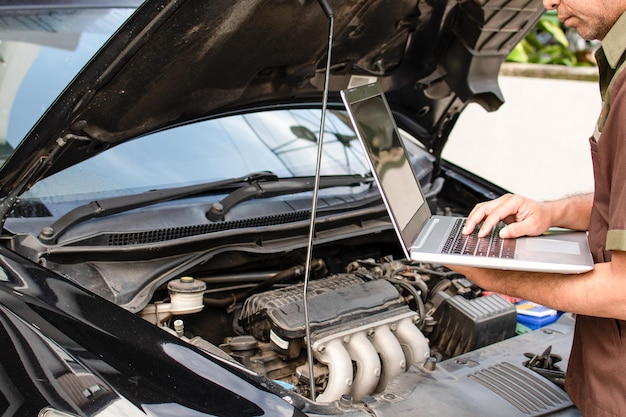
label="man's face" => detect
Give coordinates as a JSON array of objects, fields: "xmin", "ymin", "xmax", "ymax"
[{"xmin": 543, "ymin": 0, "xmax": 626, "ymax": 40}]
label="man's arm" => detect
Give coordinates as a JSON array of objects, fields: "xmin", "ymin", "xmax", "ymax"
[
  {"xmin": 450, "ymin": 250, "xmax": 626, "ymax": 320},
  {"xmin": 462, "ymin": 193, "xmax": 593, "ymax": 238},
  {"xmin": 448, "ymin": 191, "xmax": 626, "ymax": 320}
]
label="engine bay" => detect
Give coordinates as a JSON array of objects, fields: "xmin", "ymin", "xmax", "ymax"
[
  {"xmin": 1, "ymin": 162, "xmax": 577, "ymax": 414},
  {"xmin": 1, "ymin": 143, "xmax": 573, "ymax": 410},
  {"xmin": 138, "ymin": 257, "xmax": 519, "ymax": 404}
]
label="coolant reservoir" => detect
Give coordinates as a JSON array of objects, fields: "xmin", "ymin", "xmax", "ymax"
[{"xmin": 168, "ymin": 276, "xmax": 206, "ymax": 314}]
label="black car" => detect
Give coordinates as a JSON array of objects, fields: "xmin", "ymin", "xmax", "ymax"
[{"xmin": 0, "ymin": 1, "xmax": 581, "ymax": 416}]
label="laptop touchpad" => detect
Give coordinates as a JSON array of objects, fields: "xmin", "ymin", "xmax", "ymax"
[{"xmin": 524, "ymin": 238, "xmax": 581, "ymax": 255}]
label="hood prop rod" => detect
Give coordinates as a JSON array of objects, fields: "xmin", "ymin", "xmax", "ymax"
[
  {"xmin": 0, "ymin": 134, "xmax": 88, "ymax": 225},
  {"xmin": 303, "ymin": 0, "xmax": 334, "ymax": 402}
]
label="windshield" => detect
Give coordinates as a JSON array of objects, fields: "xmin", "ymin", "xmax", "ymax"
[
  {"xmin": 1, "ymin": 5, "xmax": 375, "ymax": 220},
  {"xmin": 23, "ymin": 109, "xmax": 370, "ymax": 210},
  {"xmin": 0, "ymin": 7, "xmax": 136, "ymax": 156}
]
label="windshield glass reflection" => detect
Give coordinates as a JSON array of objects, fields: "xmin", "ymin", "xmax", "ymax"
[{"xmin": 23, "ymin": 109, "xmax": 370, "ymax": 206}]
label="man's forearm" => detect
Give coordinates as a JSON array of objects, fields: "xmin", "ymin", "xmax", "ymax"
[{"xmin": 546, "ymin": 192, "xmax": 593, "ymax": 231}]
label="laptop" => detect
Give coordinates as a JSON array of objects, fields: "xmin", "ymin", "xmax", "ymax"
[{"xmin": 340, "ymin": 81, "xmax": 594, "ymax": 274}]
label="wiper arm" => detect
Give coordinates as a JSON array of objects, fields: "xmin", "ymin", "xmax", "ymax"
[
  {"xmin": 207, "ymin": 174, "xmax": 372, "ymax": 221},
  {"xmin": 39, "ymin": 172, "xmax": 372, "ymax": 244},
  {"xmin": 39, "ymin": 171, "xmax": 279, "ymax": 244}
]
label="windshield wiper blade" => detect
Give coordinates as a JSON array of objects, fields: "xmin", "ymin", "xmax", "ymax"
[
  {"xmin": 38, "ymin": 171, "xmax": 279, "ymax": 244},
  {"xmin": 206, "ymin": 174, "xmax": 371, "ymax": 221},
  {"xmin": 39, "ymin": 172, "xmax": 372, "ymax": 244}
]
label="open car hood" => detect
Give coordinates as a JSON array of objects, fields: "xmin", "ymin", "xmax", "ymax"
[{"xmin": 0, "ymin": 0, "xmax": 543, "ymax": 201}]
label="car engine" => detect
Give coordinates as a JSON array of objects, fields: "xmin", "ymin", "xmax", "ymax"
[{"xmin": 139, "ymin": 257, "xmax": 517, "ymax": 404}]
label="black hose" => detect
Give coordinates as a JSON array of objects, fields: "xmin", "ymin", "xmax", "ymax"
[
  {"xmin": 389, "ymin": 267, "xmax": 429, "ymax": 302},
  {"xmin": 202, "ymin": 259, "xmax": 325, "ymax": 308},
  {"xmin": 385, "ymin": 277, "xmax": 426, "ymax": 327}
]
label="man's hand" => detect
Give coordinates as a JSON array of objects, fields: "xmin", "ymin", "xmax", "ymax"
[
  {"xmin": 462, "ymin": 193, "xmax": 569, "ymax": 238},
  {"xmin": 446, "ymin": 192, "xmax": 597, "ymax": 313}
]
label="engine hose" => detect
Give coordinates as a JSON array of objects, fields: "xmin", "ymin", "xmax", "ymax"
[
  {"xmin": 389, "ymin": 268, "xmax": 429, "ymax": 302},
  {"xmin": 385, "ymin": 278, "xmax": 426, "ymax": 328},
  {"xmin": 411, "ymin": 265, "xmax": 459, "ymax": 278},
  {"xmin": 429, "ymin": 278, "xmax": 452, "ymax": 296},
  {"xmin": 202, "ymin": 259, "xmax": 325, "ymax": 308}
]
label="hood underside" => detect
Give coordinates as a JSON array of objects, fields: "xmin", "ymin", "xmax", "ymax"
[{"xmin": 0, "ymin": 0, "xmax": 544, "ymax": 199}]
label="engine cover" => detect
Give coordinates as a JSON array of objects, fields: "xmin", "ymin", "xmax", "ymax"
[
  {"xmin": 239, "ymin": 274, "xmax": 405, "ymax": 342},
  {"xmin": 239, "ymin": 274, "xmax": 430, "ymax": 403}
]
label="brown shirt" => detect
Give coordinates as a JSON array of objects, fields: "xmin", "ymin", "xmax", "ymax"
[{"xmin": 565, "ymin": 13, "xmax": 626, "ymax": 416}]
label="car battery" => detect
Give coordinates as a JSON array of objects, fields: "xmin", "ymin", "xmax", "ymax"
[{"xmin": 430, "ymin": 292, "xmax": 517, "ymax": 358}]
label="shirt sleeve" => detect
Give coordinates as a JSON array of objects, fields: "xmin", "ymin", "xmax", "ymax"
[{"xmin": 604, "ymin": 71, "xmax": 626, "ymax": 251}]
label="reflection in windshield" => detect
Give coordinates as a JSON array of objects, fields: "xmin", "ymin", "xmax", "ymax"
[
  {"xmin": 2, "ymin": 8, "xmax": 374, "ymax": 219},
  {"xmin": 23, "ymin": 109, "xmax": 370, "ymax": 206},
  {"xmin": 0, "ymin": 8, "xmax": 134, "ymax": 155}
]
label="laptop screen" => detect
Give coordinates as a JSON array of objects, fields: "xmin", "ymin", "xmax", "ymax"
[
  {"xmin": 341, "ymin": 82, "xmax": 432, "ymax": 255},
  {"xmin": 349, "ymin": 95, "xmax": 422, "ymax": 229}
]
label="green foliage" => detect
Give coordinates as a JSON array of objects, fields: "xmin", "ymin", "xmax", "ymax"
[{"xmin": 507, "ymin": 11, "xmax": 596, "ymax": 66}]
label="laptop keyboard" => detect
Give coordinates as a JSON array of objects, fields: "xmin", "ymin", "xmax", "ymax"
[{"xmin": 442, "ymin": 218, "xmax": 515, "ymax": 258}]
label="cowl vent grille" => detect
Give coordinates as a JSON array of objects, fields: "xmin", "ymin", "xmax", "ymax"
[
  {"xmin": 105, "ymin": 210, "xmax": 311, "ymax": 246},
  {"xmin": 468, "ymin": 362, "xmax": 571, "ymax": 415}
]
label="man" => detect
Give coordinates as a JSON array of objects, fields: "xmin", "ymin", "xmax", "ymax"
[{"xmin": 449, "ymin": 1, "xmax": 626, "ymax": 416}]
